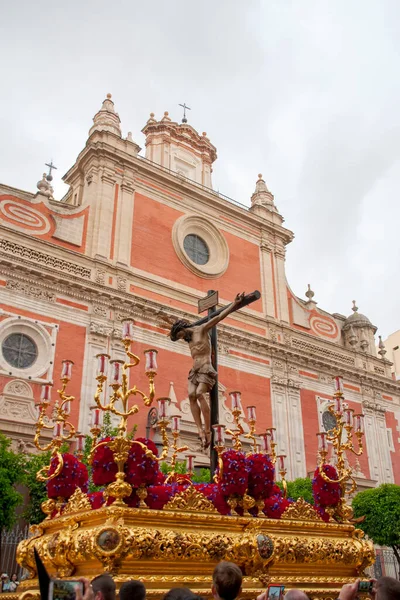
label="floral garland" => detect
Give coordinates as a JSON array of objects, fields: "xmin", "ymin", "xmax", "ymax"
[
  {"xmin": 218, "ymin": 449, "xmax": 248, "ymax": 497},
  {"xmin": 263, "ymin": 491, "xmax": 291, "ymax": 519},
  {"xmin": 195, "ymin": 483, "xmax": 230, "ymax": 515},
  {"xmin": 312, "ymin": 464, "xmax": 341, "ymax": 508},
  {"xmin": 88, "ymin": 491, "xmax": 105, "ymax": 510},
  {"xmin": 246, "ymin": 453, "xmax": 275, "ymax": 500},
  {"xmin": 125, "ymin": 437, "xmax": 160, "ymax": 488},
  {"xmin": 92, "ymin": 437, "xmax": 118, "ymax": 486},
  {"xmin": 145, "ymin": 483, "xmax": 182, "ymax": 510},
  {"xmin": 47, "ymin": 453, "xmax": 88, "ymax": 499}
]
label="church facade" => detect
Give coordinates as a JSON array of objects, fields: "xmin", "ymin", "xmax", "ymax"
[{"xmin": 0, "ymin": 94, "xmax": 399, "ymax": 488}]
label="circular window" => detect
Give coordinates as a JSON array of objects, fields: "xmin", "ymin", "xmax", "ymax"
[
  {"xmin": 172, "ymin": 215, "xmax": 229, "ymax": 279},
  {"xmin": 183, "ymin": 234, "xmax": 210, "ymax": 265},
  {"xmin": 2, "ymin": 333, "xmax": 38, "ymax": 369},
  {"xmin": 322, "ymin": 410, "xmax": 337, "ymax": 432}
]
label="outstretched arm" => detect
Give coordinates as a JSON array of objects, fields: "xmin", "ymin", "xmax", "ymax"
[{"xmin": 203, "ymin": 292, "xmax": 245, "ymax": 332}]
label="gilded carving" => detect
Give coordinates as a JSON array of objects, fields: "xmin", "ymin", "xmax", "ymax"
[
  {"xmin": 63, "ymin": 488, "xmax": 92, "ymax": 514},
  {"xmin": 164, "ymin": 486, "xmax": 219, "ymax": 513},
  {"xmin": 282, "ymin": 498, "xmax": 322, "ymax": 522}
]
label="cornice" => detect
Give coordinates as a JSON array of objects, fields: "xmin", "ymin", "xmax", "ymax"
[{"xmin": 1, "ymin": 255, "xmax": 398, "ymax": 397}]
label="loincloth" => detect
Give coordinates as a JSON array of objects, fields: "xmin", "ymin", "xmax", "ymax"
[{"xmin": 188, "ymin": 365, "xmax": 217, "ymax": 388}]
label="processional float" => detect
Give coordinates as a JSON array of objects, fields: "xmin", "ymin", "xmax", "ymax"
[{"xmin": 15, "ymin": 304, "xmax": 375, "ymax": 600}]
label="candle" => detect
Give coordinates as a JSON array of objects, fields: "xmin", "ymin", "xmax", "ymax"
[
  {"xmin": 63, "ymin": 401, "xmax": 71, "ymax": 416},
  {"xmin": 334, "ymin": 396, "xmax": 342, "ymax": 414},
  {"xmin": 41, "ymin": 383, "xmax": 52, "ymax": 402},
  {"xmin": 96, "ymin": 353, "xmax": 110, "ymax": 377},
  {"xmin": 317, "ymin": 432, "xmax": 327, "ymax": 451},
  {"xmin": 158, "ymin": 397, "xmax": 170, "ymax": 419},
  {"xmin": 230, "ymin": 391, "xmax": 241, "ymax": 411},
  {"xmin": 247, "ymin": 406, "xmax": 256, "ymax": 421},
  {"xmin": 34, "ymin": 403, "xmax": 41, "ymax": 420},
  {"xmin": 354, "ymin": 414, "xmax": 365, "ymax": 433},
  {"xmin": 212, "ymin": 424, "xmax": 226, "ymax": 445},
  {"xmin": 53, "ymin": 421, "xmax": 63, "ymax": 437},
  {"xmin": 277, "ymin": 454, "xmax": 286, "ymax": 471},
  {"xmin": 110, "ymin": 360, "xmax": 124, "ymax": 385},
  {"xmin": 61, "ymin": 360, "xmax": 74, "ymax": 380},
  {"xmin": 334, "ymin": 376, "xmax": 344, "ymax": 394},
  {"xmin": 171, "ymin": 415, "xmax": 181, "ymax": 432},
  {"xmin": 76, "ymin": 433, "xmax": 85, "ymax": 451},
  {"xmin": 186, "ymin": 454, "xmax": 195, "ymax": 472},
  {"xmin": 122, "ymin": 320, "xmax": 134, "ymax": 341},
  {"xmin": 266, "ymin": 427, "xmax": 276, "ymax": 442},
  {"xmin": 144, "ymin": 349, "xmax": 158, "ymax": 373},
  {"xmin": 260, "ymin": 433, "xmax": 271, "ymax": 453},
  {"xmin": 91, "ymin": 407, "xmax": 102, "ymax": 427},
  {"xmin": 344, "ymin": 408, "xmax": 354, "ymax": 426}
]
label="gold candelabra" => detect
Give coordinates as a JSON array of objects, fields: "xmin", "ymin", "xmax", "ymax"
[
  {"xmin": 316, "ymin": 376, "xmax": 365, "ymax": 520},
  {"xmin": 88, "ymin": 319, "xmax": 169, "ymax": 505},
  {"xmin": 34, "ymin": 360, "xmax": 76, "ymax": 482},
  {"xmin": 244, "ymin": 405, "xmax": 258, "ymax": 453},
  {"xmin": 165, "ymin": 415, "xmax": 188, "ymax": 483},
  {"xmin": 225, "ymin": 391, "xmax": 244, "ymax": 450},
  {"xmin": 276, "ymin": 454, "xmax": 287, "ymax": 498}
]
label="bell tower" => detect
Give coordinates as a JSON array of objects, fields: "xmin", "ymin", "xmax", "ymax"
[{"xmin": 141, "ymin": 111, "xmax": 217, "ymax": 188}]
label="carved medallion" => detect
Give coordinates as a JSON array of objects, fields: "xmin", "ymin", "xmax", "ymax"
[
  {"xmin": 96, "ymin": 527, "xmax": 122, "ymax": 554},
  {"xmin": 257, "ymin": 534, "xmax": 274, "ymax": 559}
]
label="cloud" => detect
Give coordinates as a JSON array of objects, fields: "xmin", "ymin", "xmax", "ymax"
[{"xmin": 1, "ymin": 0, "xmax": 399, "ymax": 337}]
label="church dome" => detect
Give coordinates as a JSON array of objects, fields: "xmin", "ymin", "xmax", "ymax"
[{"xmin": 343, "ymin": 301, "xmax": 376, "ymax": 331}]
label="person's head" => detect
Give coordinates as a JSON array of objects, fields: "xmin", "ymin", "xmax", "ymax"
[
  {"xmin": 376, "ymin": 576, "xmax": 400, "ymax": 600},
  {"xmin": 284, "ymin": 591, "xmax": 309, "ymax": 600},
  {"xmin": 11, "ymin": 574, "xmax": 18, "ymax": 582},
  {"xmin": 91, "ymin": 574, "xmax": 116, "ymax": 600},
  {"xmin": 212, "ymin": 562, "xmax": 243, "ymax": 600},
  {"xmin": 1, "ymin": 574, "xmax": 9, "ymax": 583},
  {"xmin": 119, "ymin": 580, "xmax": 146, "ymax": 600},
  {"xmin": 170, "ymin": 320, "xmax": 191, "ymax": 342},
  {"xmin": 163, "ymin": 588, "xmax": 198, "ymax": 600}
]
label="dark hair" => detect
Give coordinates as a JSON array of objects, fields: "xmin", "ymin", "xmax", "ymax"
[
  {"xmin": 92, "ymin": 574, "xmax": 116, "ymax": 600},
  {"xmin": 212, "ymin": 562, "xmax": 243, "ymax": 600},
  {"xmin": 377, "ymin": 576, "xmax": 400, "ymax": 600},
  {"xmin": 162, "ymin": 587, "xmax": 197, "ymax": 600},
  {"xmin": 170, "ymin": 320, "xmax": 190, "ymax": 342},
  {"xmin": 119, "ymin": 581, "xmax": 146, "ymax": 600}
]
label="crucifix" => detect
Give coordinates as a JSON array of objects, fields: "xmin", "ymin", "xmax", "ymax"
[
  {"xmin": 45, "ymin": 160, "xmax": 57, "ymax": 180},
  {"xmin": 169, "ymin": 289, "xmax": 261, "ymax": 477},
  {"xmin": 178, "ymin": 102, "xmax": 191, "ymax": 123}
]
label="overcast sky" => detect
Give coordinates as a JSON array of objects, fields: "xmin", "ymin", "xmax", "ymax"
[{"xmin": 1, "ymin": 1, "xmax": 399, "ymax": 340}]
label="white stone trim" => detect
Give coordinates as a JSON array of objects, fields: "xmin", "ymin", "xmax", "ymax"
[
  {"xmin": 172, "ymin": 214, "xmax": 229, "ymax": 278},
  {"xmin": 0, "ymin": 316, "xmax": 54, "ymax": 380}
]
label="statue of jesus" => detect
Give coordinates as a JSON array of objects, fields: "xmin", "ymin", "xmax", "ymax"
[{"xmin": 169, "ymin": 292, "xmax": 245, "ymax": 448}]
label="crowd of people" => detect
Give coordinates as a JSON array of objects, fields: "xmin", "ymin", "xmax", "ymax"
[
  {"xmin": 0, "ymin": 574, "xmax": 19, "ymax": 593},
  {"xmin": 75, "ymin": 561, "xmax": 400, "ymax": 600},
  {"xmin": 1, "ymin": 561, "xmax": 399, "ymax": 599}
]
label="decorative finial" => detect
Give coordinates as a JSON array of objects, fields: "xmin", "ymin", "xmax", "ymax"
[
  {"xmin": 179, "ymin": 102, "xmax": 191, "ymax": 123},
  {"xmin": 150, "ymin": 112, "xmax": 155, "ymax": 118},
  {"xmin": 127, "ymin": 132, "xmax": 133, "ymax": 142},
  {"xmin": 202, "ymin": 132, "xmax": 207, "ymax": 137},
  {"xmin": 352, "ymin": 300, "xmax": 358, "ymax": 313},
  {"xmin": 37, "ymin": 172, "xmax": 54, "ymax": 199},
  {"xmin": 305, "ymin": 284, "xmax": 315, "ymax": 301},
  {"xmin": 107, "ymin": 93, "xmax": 112, "ymax": 99},
  {"xmin": 378, "ymin": 336, "xmax": 387, "ymax": 359},
  {"xmin": 164, "ymin": 111, "xmax": 169, "ymax": 116},
  {"xmin": 45, "ymin": 160, "xmax": 57, "ymax": 182},
  {"xmin": 250, "ymin": 173, "xmax": 276, "ymax": 211}
]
